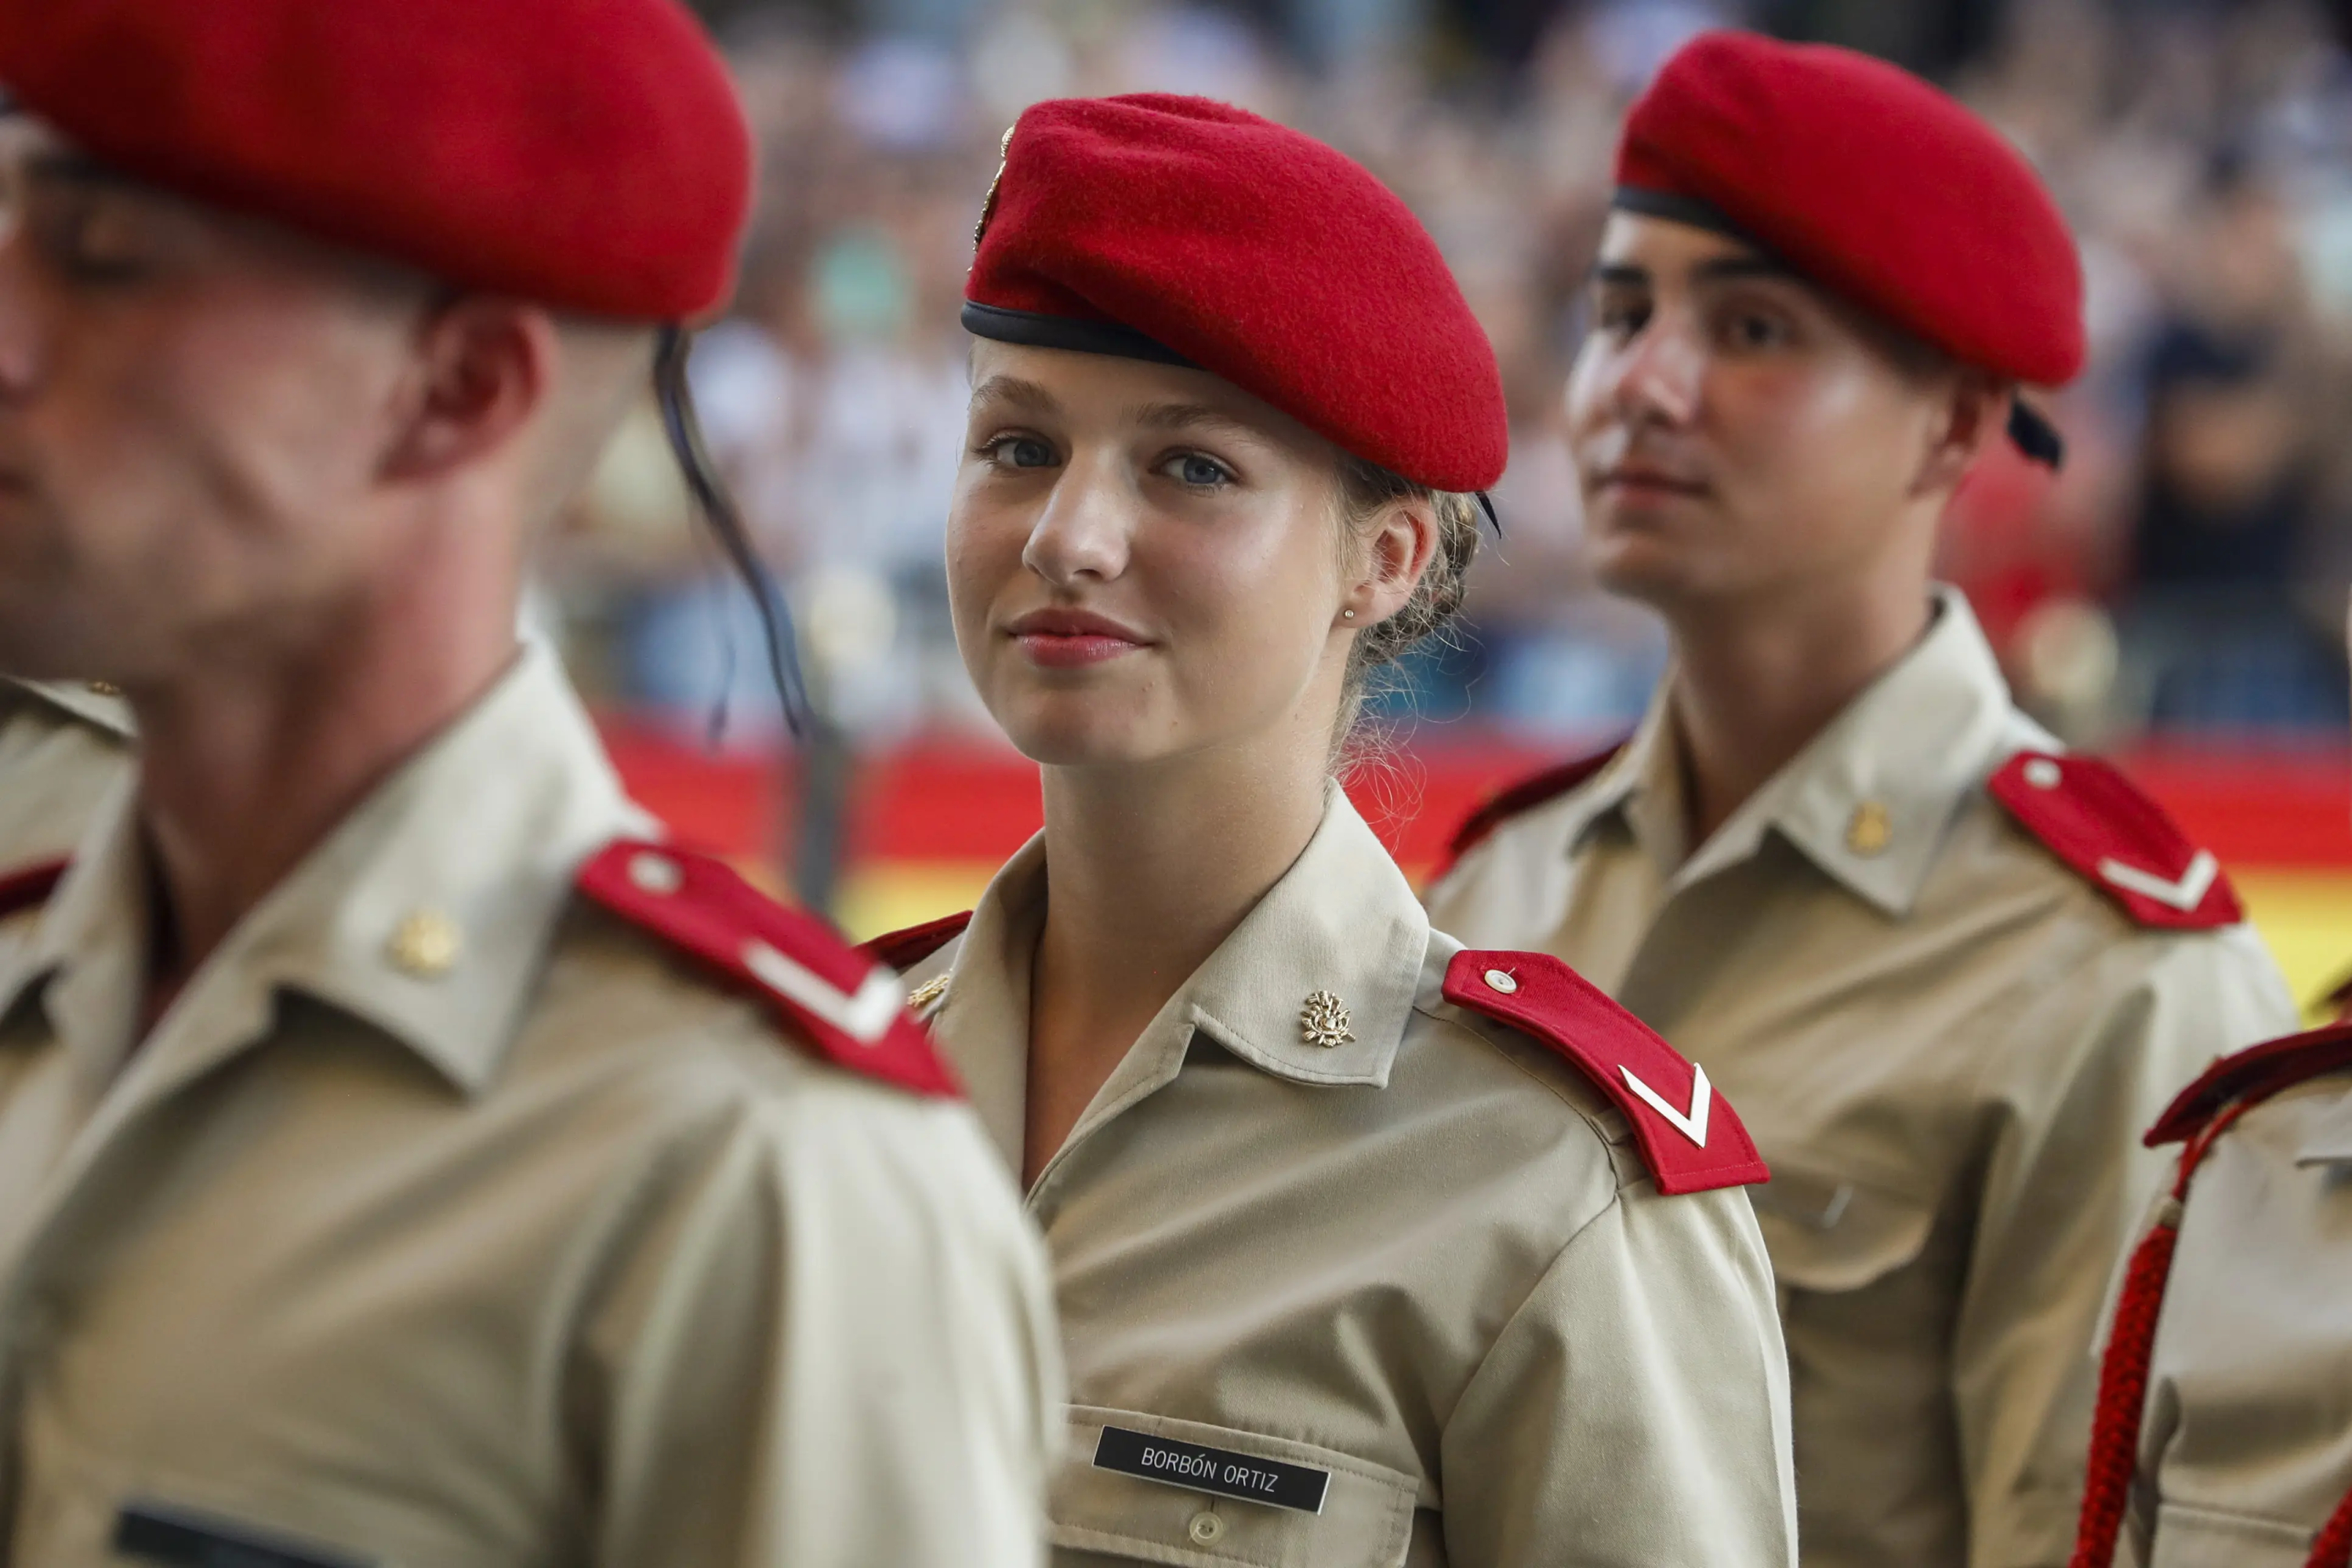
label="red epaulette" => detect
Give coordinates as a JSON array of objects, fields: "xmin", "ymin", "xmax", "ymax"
[
  {"xmin": 2145, "ymin": 1022, "xmax": 2352, "ymax": 1147},
  {"xmin": 1987, "ymin": 751, "xmax": 2243, "ymax": 930},
  {"xmin": 1438, "ymin": 742, "xmax": 1627, "ymax": 875},
  {"xmin": 578, "ymin": 840, "xmax": 960, "ymax": 1098},
  {"xmin": 1442, "ymin": 949, "xmax": 1768, "ymax": 1194},
  {"xmin": 0, "ymin": 858, "xmax": 67, "ymax": 921},
  {"xmin": 858, "ymin": 910, "xmax": 972, "ymax": 974}
]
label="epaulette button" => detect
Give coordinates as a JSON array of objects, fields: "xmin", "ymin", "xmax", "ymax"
[{"xmin": 627, "ymin": 851, "xmax": 684, "ymax": 896}]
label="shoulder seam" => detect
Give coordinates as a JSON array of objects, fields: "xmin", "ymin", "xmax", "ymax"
[
  {"xmin": 1446, "ymin": 1175, "xmax": 1639, "ymax": 1438},
  {"xmin": 1414, "ymin": 997, "xmax": 1636, "ymax": 1157}
]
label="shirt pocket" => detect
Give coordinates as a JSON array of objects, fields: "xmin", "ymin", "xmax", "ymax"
[
  {"xmin": 105, "ymin": 1500, "xmax": 379, "ymax": 1567},
  {"xmin": 13, "ymin": 1417, "xmax": 482, "ymax": 1568},
  {"xmin": 2147, "ymin": 1500, "xmax": 2317, "ymax": 1568},
  {"xmin": 1749, "ymin": 1164, "xmax": 1936, "ymax": 1300},
  {"xmin": 1052, "ymin": 1405, "xmax": 1419, "ymax": 1567},
  {"xmin": 13, "ymin": 1459, "xmax": 386, "ymax": 1568}
]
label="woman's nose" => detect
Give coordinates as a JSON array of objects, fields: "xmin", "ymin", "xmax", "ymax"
[{"xmin": 1021, "ymin": 455, "xmax": 1134, "ymax": 586}]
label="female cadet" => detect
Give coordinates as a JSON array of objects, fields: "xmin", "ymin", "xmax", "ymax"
[{"xmin": 874, "ymin": 94, "xmax": 1798, "ymax": 1566}]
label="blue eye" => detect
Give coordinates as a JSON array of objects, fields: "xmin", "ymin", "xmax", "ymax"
[
  {"xmin": 982, "ymin": 435, "xmax": 1056, "ymax": 470},
  {"xmin": 1162, "ymin": 452, "xmax": 1233, "ymax": 488}
]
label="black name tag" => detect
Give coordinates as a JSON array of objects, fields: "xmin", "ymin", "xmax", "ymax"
[
  {"xmin": 1091, "ymin": 1425, "xmax": 1330, "ymax": 1514},
  {"xmin": 114, "ymin": 1501, "xmax": 376, "ymax": 1568}
]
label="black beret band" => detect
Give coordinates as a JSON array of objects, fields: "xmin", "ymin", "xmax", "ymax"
[
  {"xmin": 1611, "ymin": 184, "xmax": 1752, "ymax": 243},
  {"xmin": 962, "ymin": 302, "xmax": 1196, "ymax": 369}
]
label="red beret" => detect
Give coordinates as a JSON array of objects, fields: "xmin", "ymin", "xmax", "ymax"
[
  {"xmin": 0, "ymin": 0, "xmax": 753, "ymax": 320},
  {"xmin": 1617, "ymin": 31, "xmax": 2084, "ymax": 388},
  {"xmin": 966, "ymin": 94, "xmax": 1508, "ymax": 494}
]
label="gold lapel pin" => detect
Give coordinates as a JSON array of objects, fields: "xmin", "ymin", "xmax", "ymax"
[
  {"xmin": 1845, "ymin": 800, "xmax": 1893, "ymax": 858},
  {"xmin": 1299, "ymin": 989, "xmax": 1354, "ymax": 1049},
  {"xmin": 387, "ymin": 909, "xmax": 462, "ymax": 979}
]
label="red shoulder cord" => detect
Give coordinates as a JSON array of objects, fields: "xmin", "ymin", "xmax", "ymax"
[
  {"xmin": 2318, "ymin": 1496, "xmax": 2352, "ymax": 1568},
  {"xmin": 2071, "ymin": 1102, "xmax": 2352, "ymax": 1568}
]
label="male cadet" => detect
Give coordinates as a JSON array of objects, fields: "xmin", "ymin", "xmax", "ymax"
[
  {"xmin": 2067, "ymin": 608, "xmax": 2352, "ymax": 1568},
  {"xmin": 0, "ymin": 2, "xmax": 1061, "ymax": 1565},
  {"xmin": 0, "ymin": 680, "xmax": 129, "ymax": 862},
  {"xmin": 1425, "ymin": 31, "xmax": 2299, "ymax": 1568}
]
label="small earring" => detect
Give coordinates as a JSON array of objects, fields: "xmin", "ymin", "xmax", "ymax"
[{"xmin": 1342, "ymin": 608, "xmax": 1358, "ymax": 620}]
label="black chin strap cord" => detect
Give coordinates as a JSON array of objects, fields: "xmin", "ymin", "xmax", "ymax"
[
  {"xmin": 653, "ymin": 325, "xmax": 814, "ymax": 739},
  {"xmin": 2007, "ymin": 397, "xmax": 2067, "ymax": 470}
]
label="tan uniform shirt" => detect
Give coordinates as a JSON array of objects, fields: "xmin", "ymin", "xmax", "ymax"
[
  {"xmin": 0, "ymin": 648, "xmax": 1063, "ymax": 1567},
  {"xmin": 902, "ymin": 786, "xmax": 1799, "ymax": 1568},
  {"xmin": 0, "ymin": 681, "xmax": 132, "ymax": 868},
  {"xmin": 1425, "ymin": 589, "xmax": 2300, "ymax": 1568},
  {"xmin": 2126, "ymin": 1067, "xmax": 2352, "ymax": 1567}
]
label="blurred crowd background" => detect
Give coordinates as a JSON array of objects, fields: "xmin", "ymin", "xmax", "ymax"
[{"xmin": 549, "ymin": 0, "xmax": 2352, "ymax": 768}]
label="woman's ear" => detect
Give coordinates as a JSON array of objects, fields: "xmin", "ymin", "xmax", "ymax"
[{"xmin": 1342, "ymin": 495, "xmax": 1441, "ymax": 630}]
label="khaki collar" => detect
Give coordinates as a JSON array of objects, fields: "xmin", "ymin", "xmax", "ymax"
[
  {"xmin": 3, "ymin": 677, "xmax": 135, "ymax": 741},
  {"xmin": 0, "ymin": 644, "xmax": 649, "ymax": 1100},
  {"xmin": 2294, "ymin": 1076, "xmax": 2352, "ymax": 1166},
  {"xmin": 935, "ymin": 783, "xmax": 1430, "ymax": 1179},
  {"xmin": 1572, "ymin": 586, "xmax": 2034, "ymax": 918}
]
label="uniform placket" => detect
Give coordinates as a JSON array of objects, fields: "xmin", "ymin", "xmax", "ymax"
[
  {"xmin": 1022, "ymin": 1016, "xmax": 1196, "ymax": 1213},
  {"xmin": 0, "ymin": 953, "xmax": 280, "ymax": 1541}
]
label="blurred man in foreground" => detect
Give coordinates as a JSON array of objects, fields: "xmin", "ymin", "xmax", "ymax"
[
  {"xmin": 1427, "ymin": 31, "xmax": 2298, "ymax": 1567},
  {"xmin": 0, "ymin": 2, "xmax": 1060, "ymax": 1562}
]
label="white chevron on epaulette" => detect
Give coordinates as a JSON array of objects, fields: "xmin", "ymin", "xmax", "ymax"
[
  {"xmin": 2097, "ymin": 850, "xmax": 2218, "ymax": 913},
  {"xmin": 1620, "ymin": 1062, "xmax": 1714, "ymax": 1147},
  {"xmin": 741, "ymin": 938, "xmax": 905, "ymax": 1044}
]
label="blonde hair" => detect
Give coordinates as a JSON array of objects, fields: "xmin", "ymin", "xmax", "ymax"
[{"xmin": 1333, "ymin": 453, "xmax": 1483, "ymax": 753}]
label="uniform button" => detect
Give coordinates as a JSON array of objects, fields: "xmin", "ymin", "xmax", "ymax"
[
  {"xmin": 1188, "ymin": 1511, "xmax": 1225, "ymax": 1544},
  {"xmin": 1483, "ymin": 968, "xmax": 1519, "ymax": 994},
  {"xmin": 627, "ymin": 851, "xmax": 684, "ymax": 896},
  {"xmin": 387, "ymin": 909, "xmax": 463, "ymax": 978},
  {"xmin": 2024, "ymin": 757, "xmax": 2063, "ymax": 790},
  {"xmin": 1845, "ymin": 801, "xmax": 1893, "ymax": 856}
]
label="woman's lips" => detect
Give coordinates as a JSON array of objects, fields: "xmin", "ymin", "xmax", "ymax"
[
  {"xmin": 1006, "ymin": 609, "xmax": 1149, "ymax": 668},
  {"xmin": 1018, "ymin": 632, "xmax": 1143, "ymax": 667}
]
